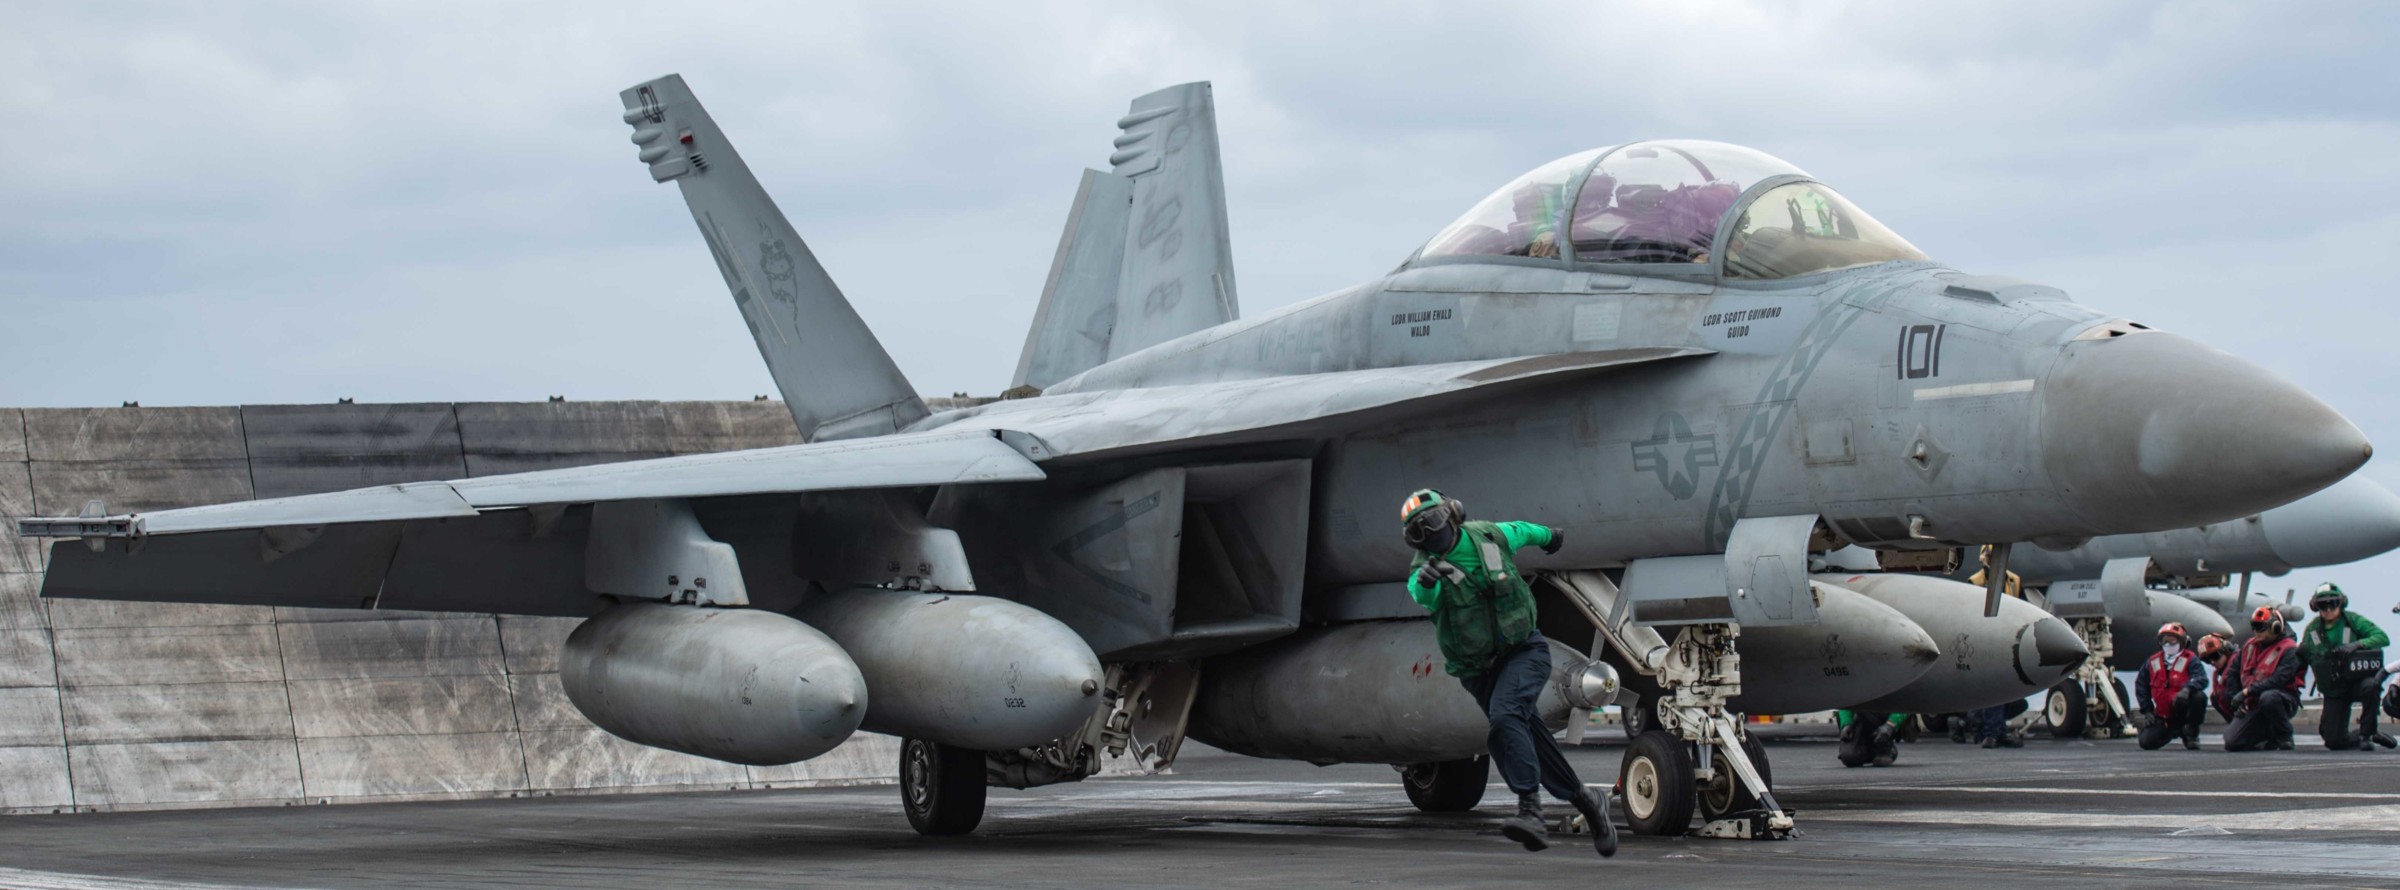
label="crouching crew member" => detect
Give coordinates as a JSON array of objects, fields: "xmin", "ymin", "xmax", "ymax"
[
  {"xmin": 2136, "ymin": 622, "xmax": 2209, "ymax": 750},
  {"xmin": 2297, "ymin": 583, "xmax": 2393, "ymax": 751},
  {"xmin": 2225, "ymin": 606, "xmax": 2303, "ymax": 751},
  {"xmin": 1401, "ymin": 490, "xmax": 1616, "ymax": 858},
  {"xmin": 2198, "ymin": 633, "xmax": 2239, "ymax": 721},
  {"xmin": 1836, "ymin": 711, "xmax": 1908, "ymax": 765}
]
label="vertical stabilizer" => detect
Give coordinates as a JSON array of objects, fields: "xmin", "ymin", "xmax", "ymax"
[
  {"xmin": 620, "ymin": 75, "xmax": 927, "ymax": 441},
  {"xmin": 1013, "ymin": 82, "xmax": 1239, "ymax": 391},
  {"xmin": 1013, "ymin": 169, "xmax": 1133, "ymax": 390}
]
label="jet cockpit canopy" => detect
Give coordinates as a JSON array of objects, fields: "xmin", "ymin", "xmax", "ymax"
[{"xmin": 1418, "ymin": 139, "xmax": 1926, "ymax": 280}]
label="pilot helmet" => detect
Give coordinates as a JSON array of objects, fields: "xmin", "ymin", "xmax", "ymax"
[
  {"xmin": 1401, "ymin": 489, "xmax": 1464, "ymax": 554},
  {"xmin": 2310, "ymin": 582, "xmax": 2347, "ymax": 613}
]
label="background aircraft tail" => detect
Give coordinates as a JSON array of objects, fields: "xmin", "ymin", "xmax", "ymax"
[
  {"xmin": 621, "ymin": 74, "xmax": 927, "ymax": 441},
  {"xmin": 1012, "ymin": 82, "xmax": 1239, "ymax": 392}
]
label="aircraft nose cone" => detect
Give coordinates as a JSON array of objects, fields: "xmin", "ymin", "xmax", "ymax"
[
  {"xmin": 2029, "ymin": 616, "xmax": 2087, "ymax": 668},
  {"xmin": 2041, "ymin": 330, "xmax": 2369, "ymax": 534},
  {"xmin": 2260, "ymin": 474, "xmax": 2400, "ymax": 569}
]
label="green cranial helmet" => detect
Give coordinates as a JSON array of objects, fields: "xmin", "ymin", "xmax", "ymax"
[
  {"xmin": 1400, "ymin": 489, "xmax": 1464, "ymax": 553},
  {"xmin": 2311, "ymin": 582, "xmax": 2347, "ymax": 611}
]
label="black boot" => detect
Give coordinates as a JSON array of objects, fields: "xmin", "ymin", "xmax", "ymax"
[
  {"xmin": 2181, "ymin": 724, "xmax": 2200, "ymax": 751},
  {"xmin": 1500, "ymin": 793, "xmax": 1550, "ymax": 851},
  {"xmin": 1870, "ymin": 723, "xmax": 1899, "ymax": 766},
  {"xmin": 1572, "ymin": 788, "xmax": 1617, "ymax": 858},
  {"xmin": 2373, "ymin": 732, "xmax": 2396, "ymax": 750}
]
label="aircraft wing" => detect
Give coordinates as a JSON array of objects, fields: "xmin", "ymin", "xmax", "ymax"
[
  {"xmin": 23, "ymin": 348, "xmax": 1704, "ymax": 617},
  {"xmin": 27, "ymin": 429, "xmax": 1044, "ymax": 615},
  {"xmin": 26, "ymin": 428, "xmax": 1041, "ymax": 539}
]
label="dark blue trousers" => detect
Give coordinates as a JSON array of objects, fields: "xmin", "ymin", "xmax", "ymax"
[
  {"xmin": 1972, "ymin": 704, "xmax": 2009, "ymax": 741},
  {"xmin": 1459, "ymin": 631, "xmax": 1586, "ymax": 800}
]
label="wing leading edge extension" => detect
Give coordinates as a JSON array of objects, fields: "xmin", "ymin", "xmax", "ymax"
[{"xmin": 958, "ymin": 346, "xmax": 1715, "ymax": 461}]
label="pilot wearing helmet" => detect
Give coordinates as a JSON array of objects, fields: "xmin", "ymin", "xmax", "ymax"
[
  {"xmin": 2224, "ymin": 605, "xmax": 2304, "ymax": 751},
  {"xmin": 1400, "ymin": 489, "xmax": 1614, "ymax": 858},
  {"xmin": 2297, "ymin": 583, "xmax": 2393, "ymax": 750}
]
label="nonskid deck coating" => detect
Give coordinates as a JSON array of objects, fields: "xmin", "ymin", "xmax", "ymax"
[{"xmin": 1, "ymin": 726, "xmax": 2394, "ymax": 889}]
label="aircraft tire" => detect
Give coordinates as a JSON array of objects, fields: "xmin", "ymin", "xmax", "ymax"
[
  {"xmin": 1400, "ymin": 757, "xmax": 1490, "ymax": 812},
  {"xmin": 900, "ymin": 737, "xmax": 986, "ymax": 836},
  {"xmin": 1696, "ymin": 732, "xmax": 1771, "ymax": 822},
  {"xmin": 1619, "ymin": 730, "xmax": 1695, "ymax": 836},
  {"xmin": 2094, "ymin": 678, "xmax": 2131, "ymax": 738},
  {"xmin": 2044, "ymin": 681, "xmax": 2087, "ymax": 739},
  {"xmin": 1622, "ymin": 694, "xmax": 1660, "ymax": 741}
]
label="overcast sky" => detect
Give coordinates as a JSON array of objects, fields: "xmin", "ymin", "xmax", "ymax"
[{"xmin": 4, "ymin": 1, "xmax": 2397, "ymax": 615}]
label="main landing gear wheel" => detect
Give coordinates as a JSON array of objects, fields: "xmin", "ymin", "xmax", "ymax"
[
  {"xmin": 1697, "ymin": 733, "xmax": 1771, "ymax": 822},
  {"xmin": 901, "ymin": 738, "xmax": 986, "ymax": 836},
  {"xmin": 1618, "ymin": 730, "xmax": 1696, "ymax": 836},
  {"xmin": 2044, "ymin": 680, "xmax": 2086, "ymax": 739},
  {"xmin": 1401, "ymin": 756, "xmax": 1490, "ymax": 812}
]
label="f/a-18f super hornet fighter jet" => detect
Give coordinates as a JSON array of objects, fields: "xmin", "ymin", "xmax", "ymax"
[{"xmin": 25, "ymin": 75, "xmax": 2373, "ymax": 840}]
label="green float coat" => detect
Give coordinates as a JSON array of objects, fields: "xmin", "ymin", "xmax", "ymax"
[{"xmin": 1407, "ymin": 520, "xmax": 1553, "ymax": 677}]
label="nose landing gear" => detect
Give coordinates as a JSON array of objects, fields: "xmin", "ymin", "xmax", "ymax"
[
  {"xmin": 1628, "ymin": 623, "xmax": 1793, "ymax": 840},
  {"xmin": 2045, "ymin": 617, "xmax": 2130, "ymax": 739}
]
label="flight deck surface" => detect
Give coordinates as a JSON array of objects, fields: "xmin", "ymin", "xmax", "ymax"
[{"xmin": 2, "ymin": 726, "xmax": 2393, "ymax": 889}]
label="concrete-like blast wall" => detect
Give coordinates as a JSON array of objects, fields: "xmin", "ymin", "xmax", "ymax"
[{"xmin": 0, "ymin": 401, "xmax": 900, "ymax": 814}]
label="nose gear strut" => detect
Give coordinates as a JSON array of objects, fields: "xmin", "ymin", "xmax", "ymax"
[
  {"xmin": 1545, "ymin": 571, "xmax": 1793, "ymax": 840},
  {"xmin": 1654, "ymin": 623, "xmax": 1794, "ymax": 839}
]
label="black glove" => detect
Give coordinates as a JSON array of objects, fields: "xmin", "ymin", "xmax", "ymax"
[
  {"xmin": 1540, "ymin": 529, "xmax": 1564, "ymax": 555},
  {"xmin": 1414, "ymin": 562, "xmax": 1442, "ymax": 588},
  {"xmin": 2337, "ymin": 642, "xmax": 2362, "ymax": 655}
]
